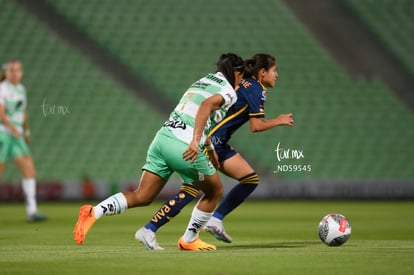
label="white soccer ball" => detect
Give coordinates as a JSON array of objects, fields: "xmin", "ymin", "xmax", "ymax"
[{"xmin": 318, "ymin": 213, "xmax": 351, "ymax": 246}]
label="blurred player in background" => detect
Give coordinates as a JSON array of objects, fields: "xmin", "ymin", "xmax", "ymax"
[
  {"xmin": 0, "ymin": 60, "xmax": 47, "ymax": 222},
  {"xmin": 136, "ymin": 54, "xmax": 294, "ymax": 249},
  {"xmin": 73, "ymin": 53, "xmax": 244, "ymax": 251}
]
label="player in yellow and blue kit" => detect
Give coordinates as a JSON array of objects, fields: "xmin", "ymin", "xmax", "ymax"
[{"xmin": 136, "ymin": 54, "xmax": 294, "ymax": 249}]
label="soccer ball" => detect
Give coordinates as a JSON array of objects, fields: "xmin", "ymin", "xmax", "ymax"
[{"xmin": 318, "ymin": 213, "xmax": 351, "ymax": 246}]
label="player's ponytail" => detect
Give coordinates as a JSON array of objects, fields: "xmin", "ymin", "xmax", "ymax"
[
  {"xmin": 244, "ymin": 54, "xmax": 276, "ymax": 79},
  {"xmin": 216, "ymin": 53, "xmax": 244, "ymax": 88}
]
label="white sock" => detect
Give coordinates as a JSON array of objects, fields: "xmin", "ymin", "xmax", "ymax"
[
  {"xmin": 94, "ymin": 192, "xmax": 128, "ymax": 220},
  {"xmin": 183, "ymin": 207, "xmax": 212, "ymax": 243},
  {"xmin": 22, "ymin": 178, "xmax": 37, "ymax": 216}
]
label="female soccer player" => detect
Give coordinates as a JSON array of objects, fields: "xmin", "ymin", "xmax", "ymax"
[
  {"xmin": 0, "ymin": 60, "xmax": 47, "ymax": 222},
  {"xmin": 73, "ymin": 53, "xmax": 244, "ymax": 251},
  {"xmin": 136, "ymin": 54, "xmax": 294, "ymax": 250}
]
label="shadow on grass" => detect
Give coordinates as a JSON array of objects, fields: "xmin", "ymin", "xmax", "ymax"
[{"xmin": 219, "ymin": 240, "xmax": 321, "ymax": 250}]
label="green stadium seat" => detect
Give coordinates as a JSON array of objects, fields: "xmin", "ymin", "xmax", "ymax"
[{"xmin": 347, "ymin": 0, "xmax": 414, "ymax": 75}]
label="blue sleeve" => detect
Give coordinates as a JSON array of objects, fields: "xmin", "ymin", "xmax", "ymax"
[{"xmin": 241, "ymin": 83, "xmax": 266, "ymax": 118}]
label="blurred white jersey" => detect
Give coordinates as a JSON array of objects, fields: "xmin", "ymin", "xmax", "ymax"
[{"xmin": 0, "ymin": 80, "xmax": 27, "ymax": 134}]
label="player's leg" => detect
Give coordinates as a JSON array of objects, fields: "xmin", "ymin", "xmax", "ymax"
[
  {"xmin": 215, "ymin": 153, "xmax": 258, "ymax": 218},
  {"xmin": 74, "ymin": 170, "xmax": 167, "ymax": 245},
  {"xmin": 178, "ymin": 172, "xmax": 224, "ymax": 251},
  {"xmin": 136, "ymin": 183, "xmax": 199, "ymax": 250},
  {"xmin": 205, "ymin": 153, "xmax": 258, "ymax": 243},
  {"xmin": 144, "ymin": 183, "xmax": 199, "ymax": 232},
  {"xmin": 12, "ymin": 135, "xmax": 46, "ymax": 221},
  {"xmin": 74, "ymin": 131, "xmax": 171, "ymax": 245},
  {"xmin": 14, "ymin": 150, "xmax": 47, "ymax": 222},
  {"xmin": 14, "ymin": 155, "xmax": 37, "ymax": 218},
  {"xmin": 0, "ymin": 131, "xmax": 7, "ymax": 177},
  {"xmin": 96, "ymin": 170, "xmax": 168, "ymax": 216}
]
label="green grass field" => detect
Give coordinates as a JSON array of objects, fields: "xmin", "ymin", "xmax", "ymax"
[{"xmin": 1, "ymin": 200, "xmax": 413, "ymax": 274}]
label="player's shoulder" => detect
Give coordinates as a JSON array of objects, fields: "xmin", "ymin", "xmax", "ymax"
[
  {"xmin": 238, "ymin": 78, "xmax": 263, "ymax": 92},
  {"xmin": 220, "ymin": 84, "xmax": 237, "ymax": 107},
  {"xmin": 237, "ymin": 78, "xmax": 266, "ymax": 99},
  {"xmin": 0, "ymin": 81, "xmax": 7, "ymax": 94},
  {"xmin": 0, "ymin": 81, "xmax": 25, "ymax": 92},
  {"xmin": 204, "ymin": 72, "xmax": 228, "ymax": 87}
]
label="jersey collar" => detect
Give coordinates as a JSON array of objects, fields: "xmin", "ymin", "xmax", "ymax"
[{"xmin": 251, "ymin": 76, "xmax": 267, "ymax": 91}]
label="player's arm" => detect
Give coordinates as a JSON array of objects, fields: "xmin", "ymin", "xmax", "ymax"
[
  {"xmin": 23, "ymin": 111, "xmax": 30, "ymax": 144},
  {"xmin": 249, "ymin": 113, "xmax": 294, "ymax": 133},
  {"xmin": 0, "ymin": 104, "xmax": 20, "ymax": 137},
  {"xmin": 242, "ymin": 84, "xmax": 293, "ymax": 133},
  {"xmin": 183, "ymin": 94, "xmax": 224, "ymax": 164}
]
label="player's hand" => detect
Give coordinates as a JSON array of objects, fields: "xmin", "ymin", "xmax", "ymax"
[
  {"xmin": 277, "ymin": 113, "xmax": 294, "ymax": 127},
  {"xmin": 25, "ymin": 135, "xmax": 30, "ymax": 144},
  {"xmin": 11, "ymin": 127, "xmax": 21, "ymax": 138},
  {"xmin": 207, "ymin": 149, "xmax": 220, "ymax": 169},
  {"xmin": 183, "ymin": 139, "xmax": 199, "ymax": 164}
]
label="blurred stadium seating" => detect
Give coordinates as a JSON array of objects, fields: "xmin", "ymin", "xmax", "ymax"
[
  {"xmin": 0, "ymin": 0, "xmax": 412, "ymax": 182},
  {"xmin": 347, "ymin": 0, "xmax": 414, "ymax": 75},
  {"xmin": 0, "ymin": 0, "xmax": 164, "ymax": 181}
]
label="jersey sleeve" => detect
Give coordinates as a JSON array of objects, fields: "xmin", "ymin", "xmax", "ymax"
[
  {"xmin": 218, "ymin": 87, "xmax": 237, "ymax": 110},
  {"xmin": 243, "ymin": 84, "xmax": 266, "ymax": 118}
]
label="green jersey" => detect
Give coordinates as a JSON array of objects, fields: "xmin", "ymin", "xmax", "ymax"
[
  {"xmin": 164, "ymin": 72, "xmax": 237, "ymax": 145},
  {"xmin": 0, "ymin": 80, "xmax": 27, "ymax": 134}
]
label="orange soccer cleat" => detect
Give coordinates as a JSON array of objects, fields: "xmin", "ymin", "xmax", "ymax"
[
  {"xmin": 73, "ymin": 205, "xmax": 96, "ymax": 245},
  {"xmin": 177, "ymin": 237, "xmax": 216, "ymax": 251}
]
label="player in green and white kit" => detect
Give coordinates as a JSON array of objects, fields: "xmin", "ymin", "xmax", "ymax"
[
  {"xmin": 0, "ymin": 60, "xmax": 47, "ymax": 222},
  {"xmin": 74, "ymin": 53, "xmax": 244, "ymax": 251}
]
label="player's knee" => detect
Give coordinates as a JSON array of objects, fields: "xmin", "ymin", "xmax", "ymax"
[
  {"xmin": 19, "ymin": 157, "xmax": 36, "ymax": 178},
  {"xmin": 201, "ymin": 184, "xmax": 223, "ymax": 201},
  {"xmin": 214, "ymin": 183, "xmax": 224, "ymax": 199},
  {"xmin": 239, "ymin": 172, "xmax": 260, "ymax": 185}
]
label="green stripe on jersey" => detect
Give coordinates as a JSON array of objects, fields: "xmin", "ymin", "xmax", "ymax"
[
  {"xmin": 7, "ymin": 83, "xmax": 25, "ymax": 95},
  {"xmin": 179, "ymin": 113, "xmax": 196, "ymax": 127},
  {"xmin": 189, "ymin": 93, "xmax": 209, "ymax": 106},
  {"xmin": 10, "ymin": 121, "xmax": 23, "ymax": 128}
]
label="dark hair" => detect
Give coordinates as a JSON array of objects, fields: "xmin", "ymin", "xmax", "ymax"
[
  {"xmin": 244, "ymin": 54, "xmax": 276, "ymax": 79},
  {"xmin": 216, "ymin": 53, "xmax": 244, "ymax": 88}
]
